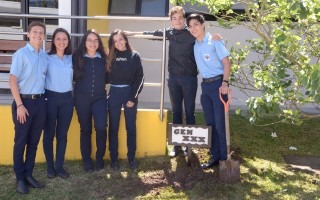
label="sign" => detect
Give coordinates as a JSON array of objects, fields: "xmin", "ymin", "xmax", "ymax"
[{"xmin": 167, "ymin": 123, "xmax": 211, "ymax": 148}]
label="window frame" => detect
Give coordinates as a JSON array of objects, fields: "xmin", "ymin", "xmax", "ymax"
[{"xmin": 108, "ymin": 0, "xmax": 169, "ymax": 17}]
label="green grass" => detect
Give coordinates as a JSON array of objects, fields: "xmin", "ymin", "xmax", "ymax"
[{"xmin": 0, "ymin": 113, "xmax": 320, "ymax": 199}]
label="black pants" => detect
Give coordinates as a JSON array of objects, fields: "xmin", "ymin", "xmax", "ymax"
[
  {"xmin": 74, "ymin": 93, "xmax": 107, "ymax": 169},
  {"xmin": 12, "ymin": 96, "xmax": 46, "ymax": 181},
  {"xmin": 43, "ymin": 90, "xmax": 74, "ymax": 173}
]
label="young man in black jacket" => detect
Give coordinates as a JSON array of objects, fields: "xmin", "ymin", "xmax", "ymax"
[{"xmin": 126, "ymin": 6, "xmax": 221, "ymax": 158}]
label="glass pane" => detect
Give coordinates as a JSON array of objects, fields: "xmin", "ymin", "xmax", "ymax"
[
  {"xmin": 0, "ymin": 0, "xmax": 21, "ymax": 28},
  {"xmin": 110, "ymin": 0, "xmax": 136, "ymax": 15},
  {"xmin": 141, "ymin": 0, "xmax": 166, "ymax": 16},
  {"xmin": 29, "ymin": 0, "xmax": 58, "ymax": 8},
  {"xmin": 28, "ymin": 0, "xmax": 58, "ymax": 26}
]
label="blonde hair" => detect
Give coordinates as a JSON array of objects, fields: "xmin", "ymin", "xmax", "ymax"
[{"xmin": 169, "ymin": 6, "xmax": 185, "ymax": 19}]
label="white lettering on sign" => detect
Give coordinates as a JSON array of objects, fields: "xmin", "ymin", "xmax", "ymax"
[{"xmin": 171, "ymin": 126, "xmax": 209, "ymax": 145}]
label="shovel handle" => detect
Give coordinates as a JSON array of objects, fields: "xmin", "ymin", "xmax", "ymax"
[
  {"xmin": 219, "ymin": 89, "xmax": 232, "ymax": 112},
  {"xmin": 220, "ymin": 89, "xmax": 232, "ymax": 154}
]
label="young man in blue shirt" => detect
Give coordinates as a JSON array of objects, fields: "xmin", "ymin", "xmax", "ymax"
[
  {"xmin": 9, "ymin": 21, "xmax": 48, "ymax": 194},
  {"xmin": 187, "ymin": 13, "xmax": 231, "ymax": 169}
]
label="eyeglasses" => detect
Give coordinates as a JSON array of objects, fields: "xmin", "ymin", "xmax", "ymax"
[{"xmin": 86, "ymin": 39, "xmax": 99, "ymax": 44}]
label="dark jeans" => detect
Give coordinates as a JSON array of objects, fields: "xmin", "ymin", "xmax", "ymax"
[
  {"xmin": 108, "ymin": 86, "xmax": 137, "ymax": 162},
  {"xmin": 43, "ymin": 90, "xmax": 74, "ymax": 173},
  {"xmin": 200, "ymin": 80, "xmax": 227, "ymax": 161},
  {"xmin": 12, "ymin": 96, "xmax": 46, "ymax": 181},
  {"xmin": 167, "ymin": 74, "xmax": 197, "ymax": 125},
  {"xmin": 74, "ymin": 93, "xmax": 108, "ymax": 169},
  {"xmin": 168, "ymin": 74, "xmax": 197, "ymax": 150}
]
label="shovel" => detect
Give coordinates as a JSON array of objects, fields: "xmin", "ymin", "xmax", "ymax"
[{"xmin": 219, "ymin": 89, "xmax": 240, "ymax": 183}]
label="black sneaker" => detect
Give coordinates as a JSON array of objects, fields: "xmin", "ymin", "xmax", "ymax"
[
  {"xmin": 128, "ymin": 160, "xmax": 138, "ymax": 170},
  {"xmin": 169, "ymin": 146, "xmax": 181, "ymax": 158},
  {"xmin": 181, "ymin": 146, "xmax": 188, "ymax": 157},
  {"xmin": 201, "ymin": 157, "xmax": 219, "ymax": 169},
  {"xmin": 110, "ymin": 161, "xmax": 120, "ymax": 170}
]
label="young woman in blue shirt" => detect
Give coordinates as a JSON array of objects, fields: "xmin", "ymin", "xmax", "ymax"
[{"xmin": 43, "ymin": 28, "xmax": 73, "ymax": 179}]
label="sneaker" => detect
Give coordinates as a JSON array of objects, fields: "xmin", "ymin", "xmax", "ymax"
[
  {"xmin": 110, "ymin": 160, "xmax": 120, "ymax": 170},
  {"xmin": 128, "ymin": 159, "xmax": 138, "ymax": 170},
  {"xmin": 169, "ymin": 146, "xmax": 181, "ymax": 158},
  {"xmin": 181, "ymin": 146, "xmax": 188, "ymax": 157},
  {"xmin": 201, "ymin": 157, "xmax": 219, "ymax": 169}
]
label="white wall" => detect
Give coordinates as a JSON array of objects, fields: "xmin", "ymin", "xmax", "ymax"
[{"xmin": 58, "ymin": 0, "xmax": 71, "ymax": 32}]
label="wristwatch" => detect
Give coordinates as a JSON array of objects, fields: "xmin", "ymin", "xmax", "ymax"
[{"xmin": 223, "ymin": 80, "xmax": 229, "ymax": 86}]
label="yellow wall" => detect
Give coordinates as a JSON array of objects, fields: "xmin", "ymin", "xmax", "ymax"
[
  {"xmin": 0, "ymin": 105, "xmax": 167, "ymax": 165},
  {"xmin": 87, "ymin": 0, "xmax": 109, "ymax": 47}
]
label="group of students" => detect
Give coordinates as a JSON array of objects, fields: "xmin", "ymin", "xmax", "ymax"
[
  {"xmin": 9, "ymin": 5, "xmax": 231, "ymax": 195},
  {"xmin": 10, "ymin": 23, "xmax": 144, "ymax": 194}
]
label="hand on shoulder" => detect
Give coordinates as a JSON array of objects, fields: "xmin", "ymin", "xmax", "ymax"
[{"xmin": 211, "ymin": 33, "xmax": 222, "ymax": 40}]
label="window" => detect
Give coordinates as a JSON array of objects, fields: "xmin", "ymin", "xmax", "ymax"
[
  {"xmin": 29, "ymin": 0, "xmax": 58, "ymax": 8},
  {"xmin": 109, "ymin": 0, "xmax": 169, "ymax": 17}
]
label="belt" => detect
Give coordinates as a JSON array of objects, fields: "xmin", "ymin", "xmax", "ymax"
[
  {"xmin": 202, "ymin": 75, "xmax": 222, "ymax": 83},
  {"xmin": 20, "ymin": 94, "xmax": 43, "ymax": 99}
]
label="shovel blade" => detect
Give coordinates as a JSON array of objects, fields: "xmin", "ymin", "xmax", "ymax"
[{"xmin": 219, "ymin": 159, "xmax": 240, "ymax": 183}]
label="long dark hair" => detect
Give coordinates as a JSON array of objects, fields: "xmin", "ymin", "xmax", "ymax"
[
  {"xmin": 73, "ymin": 29, "xmax": 107, "ymax": 81},
  {"xmin": 48, "ymin": 28, "xmax": 72, "ymax": 55},
  {"xmin": 107, "ymin": 29, "xmax": 133, "ymax": 72}
]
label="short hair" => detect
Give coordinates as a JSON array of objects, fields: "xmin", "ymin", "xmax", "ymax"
[
  {"xmin": 27, "ymin": 21, "xmax": 46, "ymax": 34},
  {"xmin": 186, "ymin": 13, "xmax": 205, "ymax": 27},
  {"xmin": 169, "ymin": 6, "xmax": 185, "ymax": 19}
]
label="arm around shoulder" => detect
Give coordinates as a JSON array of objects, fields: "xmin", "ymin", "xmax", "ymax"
[{"xmin": 123, "ymin": 31, "xmax": 144, "ymax": 36}]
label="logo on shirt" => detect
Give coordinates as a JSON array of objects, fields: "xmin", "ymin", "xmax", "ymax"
[
  {"xmin": 204, "ymin": 54, "xmax": 210, "ymax": 61},
  {"xmin": 116, "ymin": 57, "xmax": 127, "ymax": 62}
]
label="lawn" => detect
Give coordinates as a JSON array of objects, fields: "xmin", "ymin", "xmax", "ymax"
[{"xmin": 0, "ymin": 113, "xmax": 319, "ymax": 200}]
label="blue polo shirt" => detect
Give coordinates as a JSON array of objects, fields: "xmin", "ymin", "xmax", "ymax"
[
  {"xmin": 194, "ymin": 32, "xmax": 230, "ymax": 78},
  {"xmin": 45, "ymin": 53, "xmax": 73, "ymax": 93},
  {"xmin": 10, "ymin": 43, "xmax": 47, "ymax": 94}
]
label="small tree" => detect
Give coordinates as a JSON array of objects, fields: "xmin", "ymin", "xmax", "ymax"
[{"xmin": 174, "ymin": 0, "xmax": 320, "ymax": 125}]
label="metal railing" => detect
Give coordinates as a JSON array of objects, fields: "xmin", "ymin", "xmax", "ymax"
[{"xmin": 0, "ymin": 13, "xmax": 169, "ymax": 120}]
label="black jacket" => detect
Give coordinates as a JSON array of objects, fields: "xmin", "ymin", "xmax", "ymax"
[
  {"xmin": 144, "ymin": 27, "xmax": 198, "ymax": 76},
  {"xmin": 72, "ymin": 52, "xmax": 107, "ymax": 98},
  {"xmin": 107, "ymin": 50, "xmax": 144, "ymax": 102}
]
